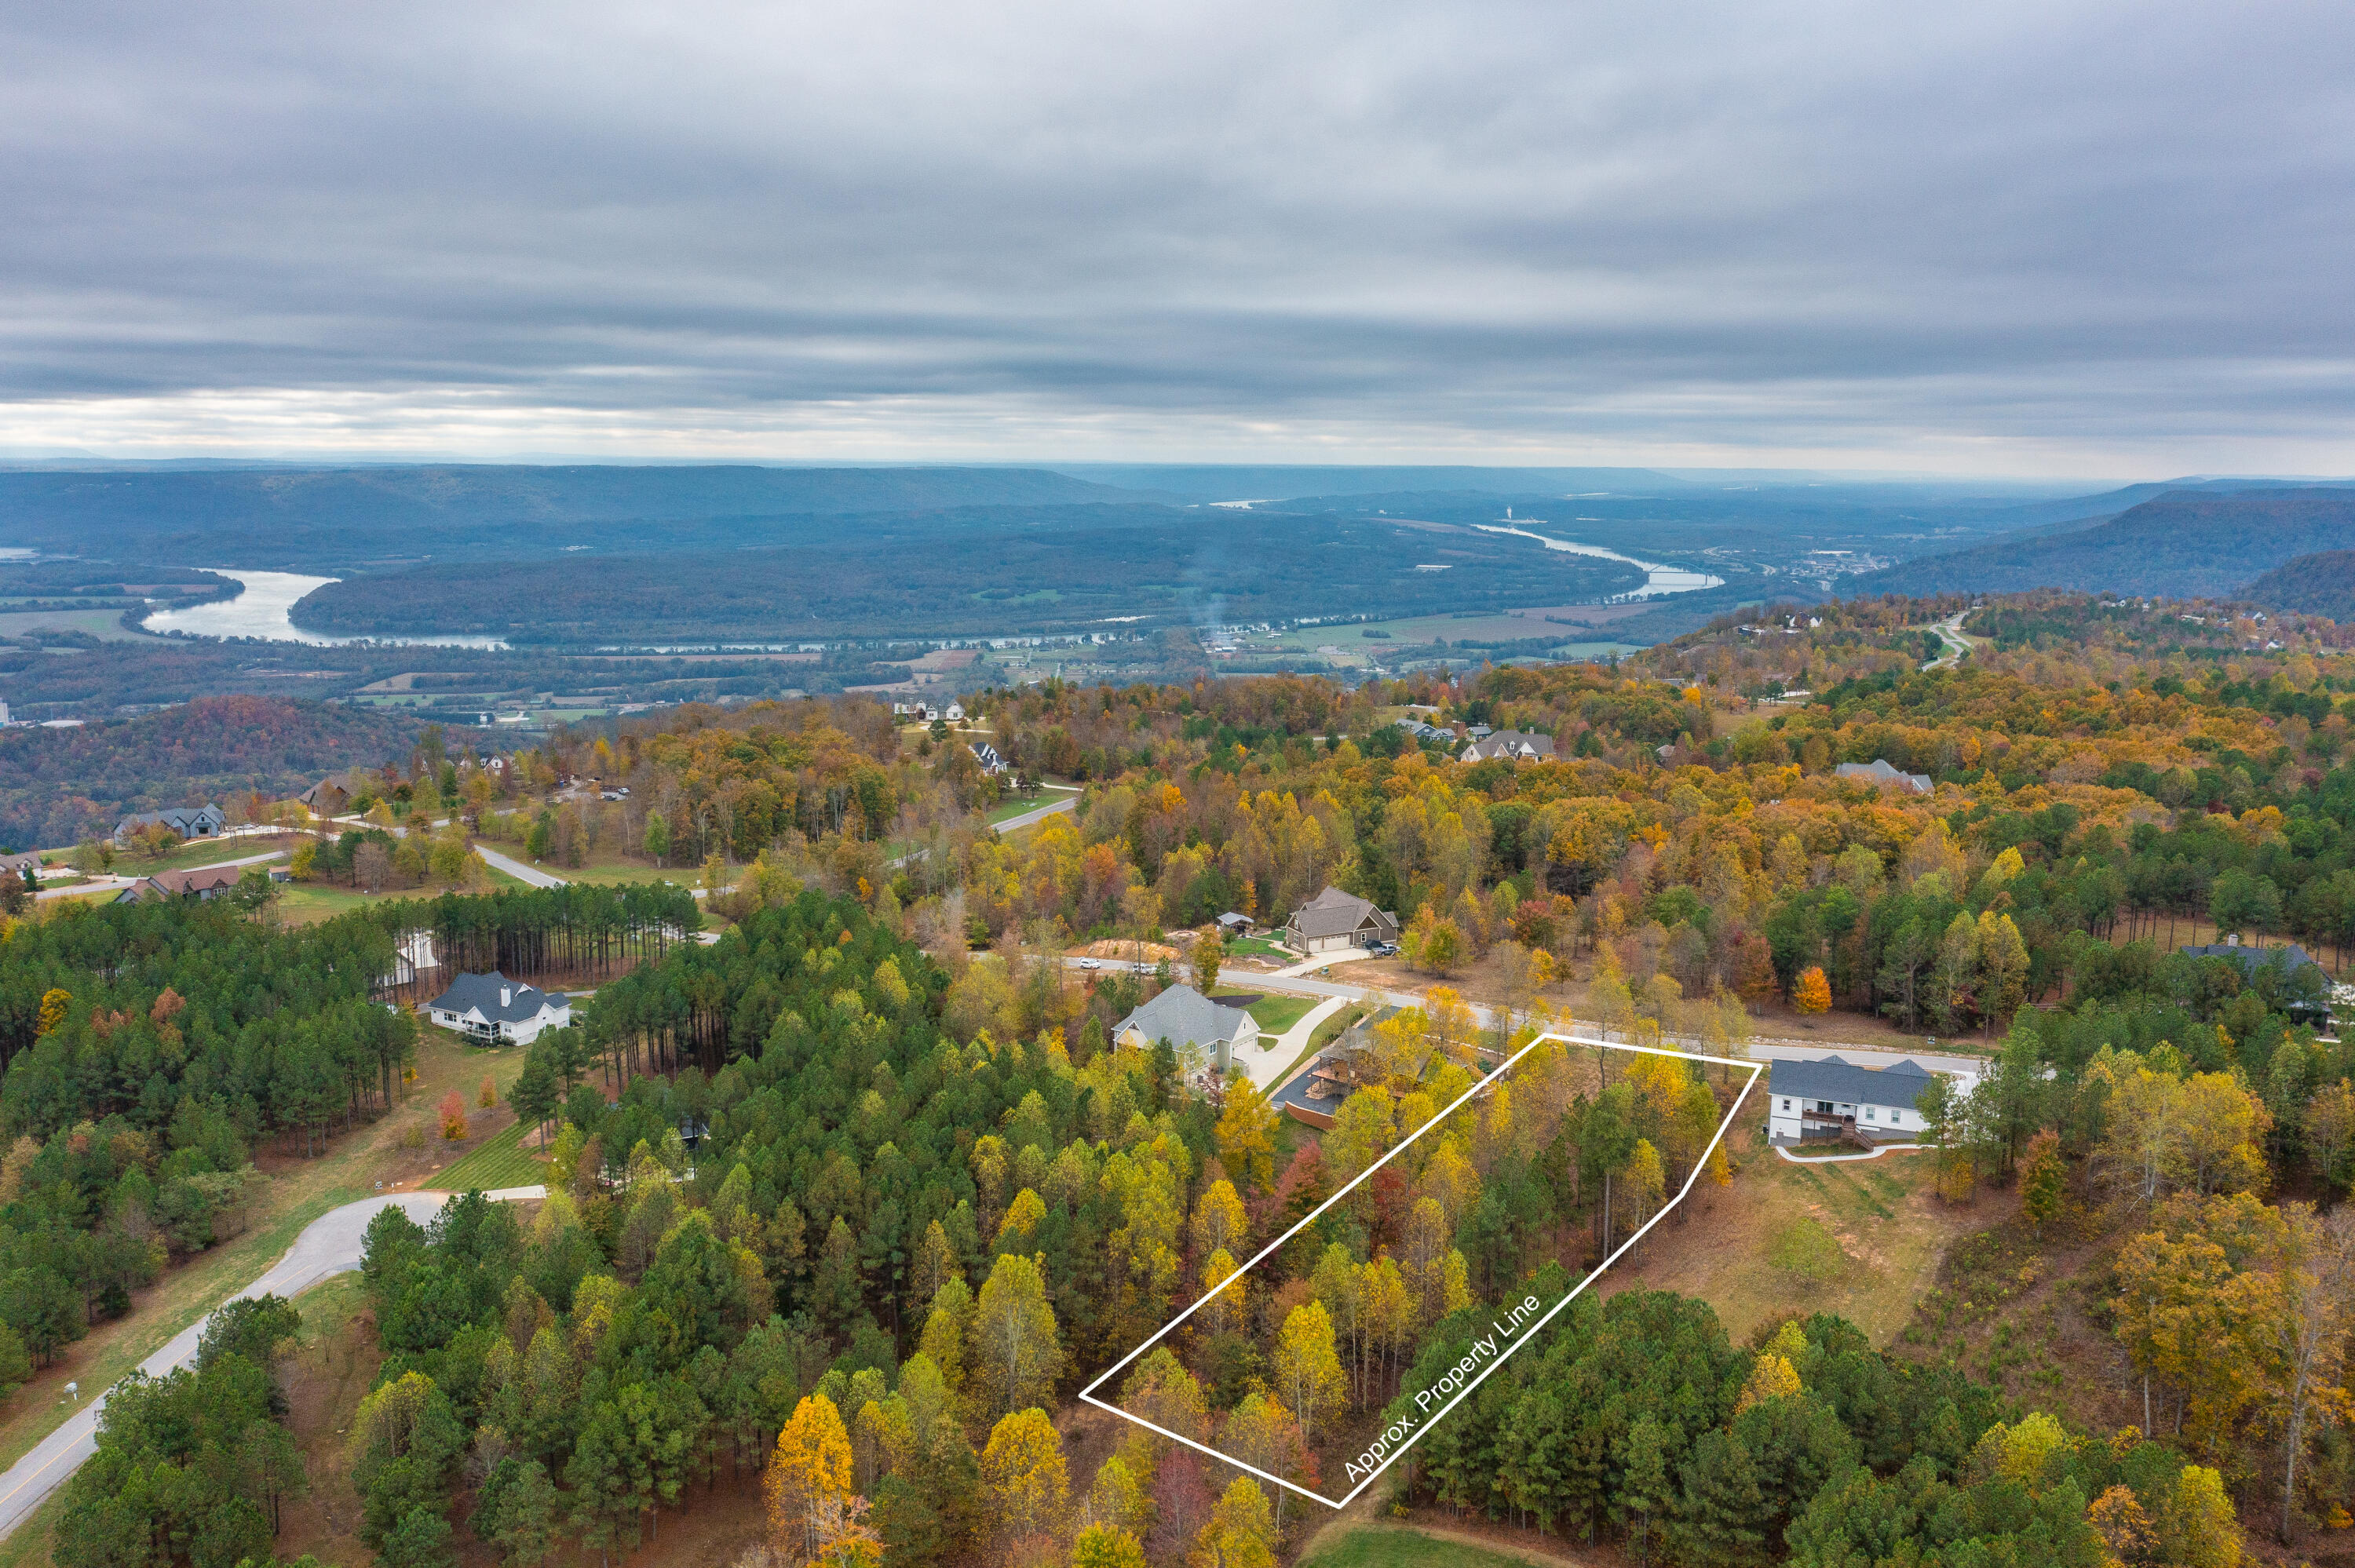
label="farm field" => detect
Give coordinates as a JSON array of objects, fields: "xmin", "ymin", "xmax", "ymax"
[{"xmin": 0, "ymin": 607, "xmax": 165, "ymax": 642}]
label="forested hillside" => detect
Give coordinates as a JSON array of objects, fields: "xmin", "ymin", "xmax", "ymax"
[
  {"xmin": 1851, "ymin": 487, "xmax": 2355, "ymax": 599},
  {"xmin": 2244, "ymin": 546, "xmax": 2355, "ymax": 622},
  {"xmin": 0, "ymin": 695, "xmax": 427, "ymax": 849}
]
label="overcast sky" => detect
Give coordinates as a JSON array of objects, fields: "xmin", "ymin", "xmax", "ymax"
[{"xmin": 3, "ymin": 1, "xmax": 2350, "ymax": 473}]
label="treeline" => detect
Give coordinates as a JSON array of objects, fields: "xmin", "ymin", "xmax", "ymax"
[
  {"xmin": 0, "ymin": 898, "xmax": 414, "ymax": 1369},
  {"xmin": 53, "ymin": 1296, "xmax": 316, "ymax": 1568},
  {"xmin": 1400, "ymin": 1300, "xmax": 2237, "ymax": 1568}
]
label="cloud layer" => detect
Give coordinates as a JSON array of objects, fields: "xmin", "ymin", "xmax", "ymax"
[{"xmin": 5, "ymin": 1, "xmax": 2352, "ymax": 469}]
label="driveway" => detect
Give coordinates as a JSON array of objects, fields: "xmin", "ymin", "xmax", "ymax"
[
  {"xmin": 1239, "ymin": 994, "xmax": 1349, "ymax": 1092},
  {"xmin": 0, "ymin": 1187, "xmax": 542, "ymax": 1544},
  {"xmin": 472, "ymin": 843, "xmax": 567, "ymax": 888}
]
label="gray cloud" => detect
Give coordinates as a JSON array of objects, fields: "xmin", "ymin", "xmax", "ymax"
[{"xmin": 2, "ymin": 0, "xmax": 2352, "ymax": 469}]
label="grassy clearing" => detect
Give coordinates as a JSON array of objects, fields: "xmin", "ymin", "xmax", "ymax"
[
  {"xmin": 273, "ymin": 864, "xmax": 529, "ymax": 925},
  {"xmin": 1599, "ymin": 1125, "xmax": 1994, "ymax": 1347},
  {"xmin": 1300, "ymin": 1525, "xmax": 1557, "ymax": 1568},
  {"xmin": 434, "ymin": 1121, "xmax": 550, "ymax": 1191}
]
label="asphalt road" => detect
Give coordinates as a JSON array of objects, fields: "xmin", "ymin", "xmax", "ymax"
[
  {"xmin": 34, "ymin": 849, "xmax": 286, "ymax": 903},
  {"xmin": 1065, "ymin": 957, "xmax": 1986, "ymax": 1081},
  {"xmin": 0, "ymin": 1186, "xmax": 542, "ymax": 1544},
  {"xmin": 472, "ymin": 843, "xmax": 567, "ymax": 888}
]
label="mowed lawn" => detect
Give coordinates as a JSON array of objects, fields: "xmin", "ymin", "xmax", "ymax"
[
  {"xmin": 1596, "ymin": 1125, "xmax": 2005, "ymax": 1346},
  {"xmin": 1301, "ymin": 1526, "xmax": 1558, "ymax": 1568},
  {"xmin": 1238, "ymin": 992, "xmax": 1317, "ymax": 1035},
  {"xmin": 433, "ymin": 1121, "xmax": 550, "ymax": 1191}
]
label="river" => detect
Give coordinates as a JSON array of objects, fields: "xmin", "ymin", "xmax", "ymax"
[
  {"xmin": 141, "ymin": 570, "xmax": 508, "ymax": 648},
  {"xmin": 1473, "ymin": 523, "xmax": 1724, "ymax": 598}
]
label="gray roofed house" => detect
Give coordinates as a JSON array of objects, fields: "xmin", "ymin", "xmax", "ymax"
[
  {"xmin": 1462, "ymin": 729, "xmax": 1557, "ymax": 764},
  {"xmin": 1835, "ymin": 759, "xmax": 1932, "ymax": 794},
  {"xmin": 1766, "ymin": 1055, "xmax": 1937, "ymax": 1145},
  {"xmin": 424, "ymin": 971, "xmax": 572, "ymax": 1045},
  {"xmin": 1283, "ymin": 885, "xmax": 1400, "ymax": 954},
  {"xmin": 114, "ymin": 804, "xmax": 226, "ymax": 841},
  {"xmin": 1112, "ymin": 983, "xmax": 1258, "ymax": 1075},
  {"xmin": 2179, "ymin": 939, "xmax": 2331, "ymax": 1021}
]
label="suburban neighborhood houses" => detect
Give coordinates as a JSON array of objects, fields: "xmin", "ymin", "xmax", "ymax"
[
  {"xmin": 1834, "ymin": 757, "xmax": 1933, "ymax": 794},
  {"xmin": 1283, "ymin": 884, "xmax": 1400, "ymax": 954},
  {"xmin": 422, "ymin": 971, "xmax": 572, "ymax": 1045},
  {"xmin": 112, "ymin": 803, "xmax": 225, "ymax": 841},
  {"xmin": 1111, "ymin": 983, "xmax": 1257, "ymax": 1075},
  {"xmin": 1460, "ymin": 727, "xmax": 1557, "ymax": 763}
]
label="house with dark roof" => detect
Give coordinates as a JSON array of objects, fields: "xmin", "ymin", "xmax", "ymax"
[
  {"xmin": 1111, "ymin": 984, "xmax": 1257, "ymax": 1076},
  {"xmin": 2179, "ymin": 938, "xmax": 2331, "ymax": 1023},
  {"xmin": 1283, "ymin": 886, "xmax": 1400, "ymax": 954},
  {"xmin": 113, "ymin": 804, "xmax": 225, "ymax": 842},
  {"xmin": 298, "ymin": 779, "xmax": 352, "ymax": 817},
  {"xmin": 1835, "ymin": 759, "xmax": 1932, "ymax": 795},
  {"xmin": 424, "ymin": 972, "xmax": 571, "ymax": 1045},
  {"xmin": 113, "ymin": 862, "xmax": 283, "ymax": 904},
  {"xmin": 1766, "ymin": 1055, "xmax": 1938, "ymax": 1145},
  {"xmin": 1462, "ymin": 729, "xmax": 1557, "ymax": 764}
]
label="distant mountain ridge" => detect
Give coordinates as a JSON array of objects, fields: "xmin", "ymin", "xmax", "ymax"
[
  {"xmin": 1847, "ymin": 487, "xmax": 2355, "ymax": 600},
  {"xmin": 0, "ymin": 465, "xmax": 1155, "ymax": 568}
]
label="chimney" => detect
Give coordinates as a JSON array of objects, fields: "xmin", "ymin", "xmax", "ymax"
[
  {"xmin": 2226, "ymin": 933, "xmax": 2239, "ymax": 947},
  {"xmin": 500, "ymin": 985, "xmax": 512, "ymax": 1006}
]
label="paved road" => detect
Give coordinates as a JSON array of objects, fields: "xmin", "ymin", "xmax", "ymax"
[
  {"xmin": 0, "ymin": 1186, "xmax": 542, "ymax": 1544},
  {"xmin": 991, "ymin": 794, "xmax": 1078, "ymax": 836},
  {"xmin": 472, "ymin": 843, "xmax": 567, "ymax": 888},
  {"xmin": 35, "ymin": 849, "xmax": 286, "ymax": 903},
  {"xmin": 1065, "ymin": 957, "xmax": 1985, "ymax": 1081},
  {"xmin": 1922, "ymin": 611, "xmax": 1973, "ymax": 671}
]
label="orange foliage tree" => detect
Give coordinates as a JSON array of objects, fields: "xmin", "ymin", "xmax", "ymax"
[{"xmin": 439, "ymin": 1090, "xmax": 468, "ymax": 1141}]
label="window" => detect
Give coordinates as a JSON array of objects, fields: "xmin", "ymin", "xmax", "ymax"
[
  {"xmin": 1864, "ymin": 1107, "xmax": 1876, "ymax": 1121},
  {"xmin": 1780, "ymin": 1098, "xmax": 1791, "ymax": 1110}
]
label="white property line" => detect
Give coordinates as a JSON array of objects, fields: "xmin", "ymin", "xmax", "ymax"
[{"xmin": 1079, "ymin": 1031, "xmax": 1764, "ymax": 1510}]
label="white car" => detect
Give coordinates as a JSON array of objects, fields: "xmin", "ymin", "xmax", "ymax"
[{"xmin": 1078, "ymin": 957, "xmax": 1101, "ymax": 970}]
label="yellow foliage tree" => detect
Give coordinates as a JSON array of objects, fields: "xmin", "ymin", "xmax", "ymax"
[
  {"xmin": 980, "ymin": 1407, "xmax": 1070, "ymax": 1560},
  {"xmin": 1272, "ymin": 1301, "xmax": 1349, "ymax": 1447},
  {"xmin": 1736, "ymin": 1353, "xmax": 1801, "ymax": 1413},
  {"xmin": 1793, "ymin": 966, "xmax": 1831, "ymax": 1015},
  {"xmin": 766, "ymin": 1392, "xmax": 854, "ymax": 1561},
  {"xmin": 1214, "ymin": 1079, "xmax": 1278, "ymax": 1193},
  {"xmin": 35, "ymin": 989, "xmax": 68, "ymax": 1037}
]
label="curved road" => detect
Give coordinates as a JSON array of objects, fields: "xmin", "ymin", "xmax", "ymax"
[
  {"xmin": 0, "ymin": 1186, "xmax": 544, "ymax": 1544},
  {"xmin": 1065, "ymin": 957, "xmax": 1988, "ymax": 1082}
]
